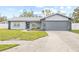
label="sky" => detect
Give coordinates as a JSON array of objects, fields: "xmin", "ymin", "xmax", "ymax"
[{"xmin": 0, "ymin": 6, "xmax": 77, "ymax": 18}]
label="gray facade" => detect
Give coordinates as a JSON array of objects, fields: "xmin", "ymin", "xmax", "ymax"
[
  {"xmin": 41, "ymin": 14, "xmax": 71, "ymax": 31},
  {"xmin": 43, "ymin": 21, "xmax": 71, "ymax": 31},
  {"xmin": 8, "ymin": 14, "xmax": 72, "ymax": 31}
]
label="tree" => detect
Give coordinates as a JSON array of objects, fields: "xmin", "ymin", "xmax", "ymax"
[
  {"xmin": 57, "ymin": 10, "xmax": 66, "ymax": 15},
  {"xmin": 0, "ymin": 16, "xmax": 7, "ymax": 22},
  {"xmin": 19, "ymin": 9, "xmax": 34, "ymax": 17},
  {"xmin": 42, "ymin": 9, "xmax": 53, "ymax": 16},
  {"xmin": 72, "ymin": 7, "xmax": 79, "ymax": 23}
]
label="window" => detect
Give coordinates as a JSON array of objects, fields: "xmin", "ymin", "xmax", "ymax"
[
  {"xmin": 32, "ymin": 23, "xmax": 36, "ymax": 28},
  {"xmin": 13, "ymin": 22, "xmax": 20, "ymax": 27},
  {"xmin": 32, "ymin": 22, "xmax": 40, "ymax": 29}
]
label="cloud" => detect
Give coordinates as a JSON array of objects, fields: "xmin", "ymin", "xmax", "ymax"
[
  {"xmin": 60, "ymin": 10, "xmax": 65, "ymax": 12},
  {"xmin": 7, "ymin": 8, "xmax": 16, "ymax": 11},
  {"xmin": 67, "ymin": 6, "xmax": 72, "ymax": 9},
  {"xmin": 18, "ymin": 9, "xmax": 23, "ymax": 13},
  {"xmin": 34, "ymin": 11, "xmax": 42, "ymax": 14},
  {"xmin": 60, "ymin": 6, "xmax": 64, "ymax": 10},
  {"xmin": 57, "ymin": 10, "xmax": 66, "ymax": 15},
  {"xmin": 35, "ymin": 6, "xmax": 44, "ymax": 8},
  {"xmin": 50, "ymin": 8, "xmax": 57, "ymax": 13}
]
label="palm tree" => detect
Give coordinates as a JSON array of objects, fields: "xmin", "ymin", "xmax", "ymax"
[
  {"xmin": 19, "ymin": 9, "xmax": 34, "ymax": 17},
  {"xmin": 57, "ymin": 10, "xmax": 65, "ymax": 15},
  {"xmin": 42, "ymin": 9, "xmax": 53, "ymax": 16}
]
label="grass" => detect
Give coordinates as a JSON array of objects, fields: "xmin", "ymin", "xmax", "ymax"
[
  {"xmin": 19, "ymin": 31, "xmax": 48, "ymax": 40},
  {"xmin": 71, "ymin": 30, "xmax": 79, "ymax": 34},
  {"xmin": 0, "ymin": 29, "xmax": 48, "ymax": 41},
  {"xmin": 0, "ymin": 29, "xmax": 21, "ymax": 41},
  {"xmin": 0, "ymin": 44, "xmax": 19, "ymax": 51}
]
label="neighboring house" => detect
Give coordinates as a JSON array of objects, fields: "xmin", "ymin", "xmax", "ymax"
[{"xmin": 8, "ymin": 14, "xmax": 72, "ymax": 31}]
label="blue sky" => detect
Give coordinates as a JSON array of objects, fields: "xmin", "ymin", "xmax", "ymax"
[{"xmin": 0, "ymin": 6, "xmax": 77, "ymax": 18}]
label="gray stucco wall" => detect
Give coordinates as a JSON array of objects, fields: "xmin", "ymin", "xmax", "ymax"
[
  {"xmin": 41, "ymin": 15, "xmax": 71, "ymax": 31},
  {"xmin": 30, "ymin": 22, "xmax": 41, "ymax": 29},
  {"xmin": 10, "ymin": 22, "xmax": 26, "ymax": 29},
  {"xmin": 45, "ymin": 15, "xmax": 69, "ymax": 21}
]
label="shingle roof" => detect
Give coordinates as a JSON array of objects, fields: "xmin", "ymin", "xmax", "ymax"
[
  {"xmin": 42, "ymin": 13, "xmax": 72, "ymax": 20},
  {"xmin": 8, "ymin": 13, "xmax": 72, "ymax": 22},
  {"xmin": 8, "ymin": 17, "xmax": 42, "ymax": 21}
]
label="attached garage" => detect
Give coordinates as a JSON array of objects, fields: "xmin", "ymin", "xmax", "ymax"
[
  {"xmin": 42, "ymin": 14, "xmax": 72, "ymax": 31},
  {"xmin": 44, "ymin": 21, "xmax": 70, "ymax": 31}
]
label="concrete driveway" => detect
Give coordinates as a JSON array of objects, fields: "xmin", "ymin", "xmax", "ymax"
[
  {"xmin": 45, "ymin": 31, "xmax": 79, "ymax": 52},
  {"xmin": 2, "ymin": 31, "xmax": 79, "ymax": 52}
]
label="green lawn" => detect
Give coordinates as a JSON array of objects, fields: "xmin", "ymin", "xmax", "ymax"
[
  {"xmin": 0, "ymin": 44, "xmax": 19, "ymax": 51},
  {"xmin": 71, "ymin": 30, "xmax": 79, "ymax": 34},
  {"xmin": 0, "ymin": 29, "xmax": 48, "ymax": 41}
]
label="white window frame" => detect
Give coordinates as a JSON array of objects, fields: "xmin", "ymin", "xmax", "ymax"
[{"xmin": 13, "ymin": 22, "xmax": 20, "ymax": 27}]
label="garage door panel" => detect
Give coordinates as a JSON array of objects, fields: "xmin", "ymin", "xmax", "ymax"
[{"xmin": 45, "ymin": 21, "xmax": 69, "ymax": 31}]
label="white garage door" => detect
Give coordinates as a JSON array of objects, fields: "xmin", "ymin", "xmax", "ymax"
[{"xmin": 44, "ymin": 21, "xmax": 70, "ymax": 31}]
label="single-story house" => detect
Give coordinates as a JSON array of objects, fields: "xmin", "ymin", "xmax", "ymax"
[{"xmin": 8, "ymin": 13, "xmax": 72, "ymax": 31}]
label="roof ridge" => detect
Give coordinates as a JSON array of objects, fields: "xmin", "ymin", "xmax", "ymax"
[{"xmin": 43, "ymin": 13, "xmax": 72, "ymax": 19}]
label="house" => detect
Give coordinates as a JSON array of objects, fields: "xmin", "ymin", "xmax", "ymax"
[{"xmin": 8, "ymin": 14, "xmax": 72, "ymax": 31}]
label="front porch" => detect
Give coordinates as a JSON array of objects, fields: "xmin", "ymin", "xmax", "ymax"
[
  {"xmin": 8, "ymin": 21, "xmax": 42, "ymax": 30},
  {"xmin": 26, "ymin": 22, "xmax": 41, "ymax": 30}
]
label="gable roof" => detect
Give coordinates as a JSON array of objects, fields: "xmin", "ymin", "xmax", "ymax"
[
  {"xmin": 8, "ymin": 13, "xmax": 72, "ymax": 22},
  {"xmin": 42, "ymin": 13, "xmax": 72, "ymax": 20}
]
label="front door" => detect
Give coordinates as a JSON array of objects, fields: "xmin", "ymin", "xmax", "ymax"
[{"xmin": 26, "ymin": 22, "xmax": 30, "ymax": 29}]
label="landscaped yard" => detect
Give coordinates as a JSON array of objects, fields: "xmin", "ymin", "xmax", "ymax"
[
  {"xmin": 71, "ymin": 30, "xmax": 79, "ymax": 34},
  {"xmin": 0, "ymin": 29, "xmax": 48, "ymax": 41},
  {"xmin": 0, "ymin": 44, "xmax": 19, "ymax": 51}
]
